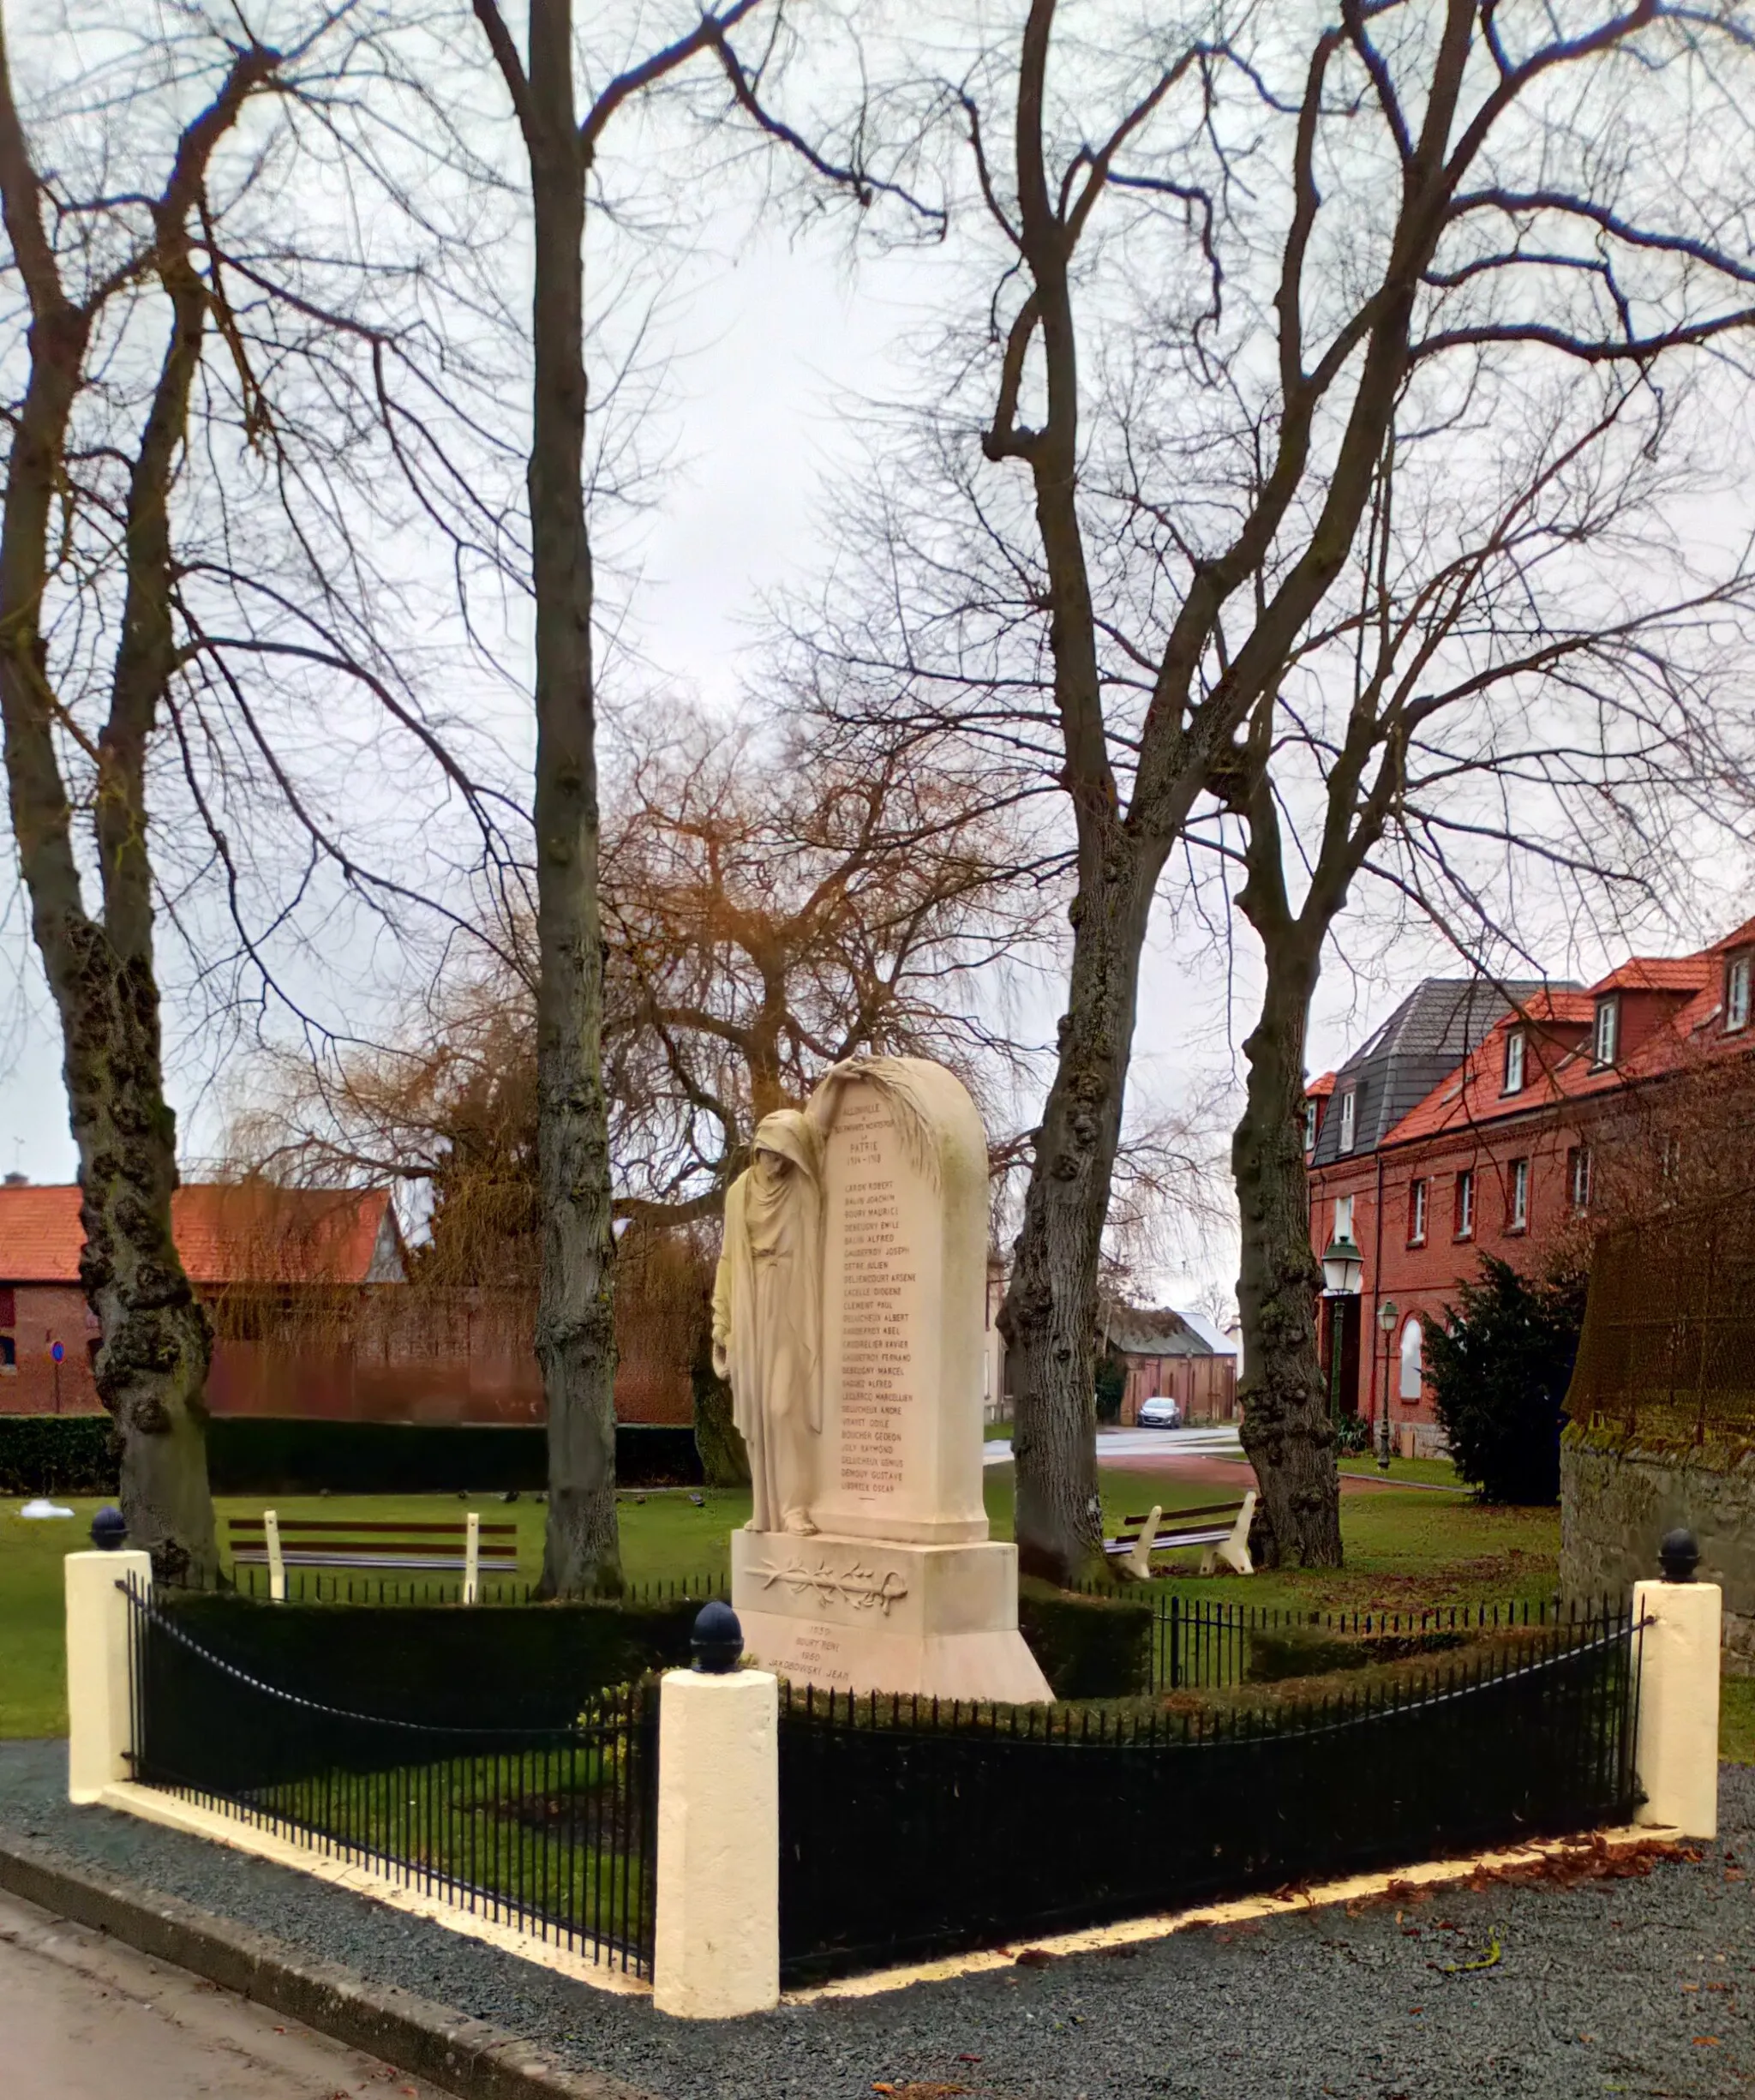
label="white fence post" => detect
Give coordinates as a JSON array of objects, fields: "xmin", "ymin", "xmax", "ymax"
[
  {"xmin": 653, "ymin": 1605, "xmax": 779, "ymax": 2019},
  {"xmin": 1632, "ymin": 1528, "xmax": 1722, "ymax": 1841},
  {"xmin": 66, "ymin": 1530, "xmax": 152, "ymax": 1805},
  {"xmin": 265, "ymin": 1508, "xmax": 286, "ymax": 1602},
  {"xmin": 464, "ymin": 1510, "xmax": 480, "ymax": 1605}
]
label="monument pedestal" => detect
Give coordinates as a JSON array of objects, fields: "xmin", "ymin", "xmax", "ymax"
[{"xmin": 732, "ymin": 1527, "xmax": 1052, "ymax": 1704}]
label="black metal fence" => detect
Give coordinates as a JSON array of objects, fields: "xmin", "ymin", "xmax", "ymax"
[
  {"xmin": 123, "ymin": 1580, "xmax": 659, "ymax": 1974},
  {"xmin": 778, "ymin": 1605, "xmax": 1640, "ymax": 1983},
  {"xmin": 1143, "ymin": 1592, "xmax": 1590, "ymax": 1692},
  {"xmin": 208, "ymin": 1565, "xmax": 726, "ymax": 1608}
]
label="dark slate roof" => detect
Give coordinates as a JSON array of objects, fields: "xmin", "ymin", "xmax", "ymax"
[
  {"xmin": 1100, "ymin": 1305, "xmax": 1225, "ymax": 1358},
  {"xmin": 1309, "ymin": 978, "xmax": 1568, "ymax": 1168}
]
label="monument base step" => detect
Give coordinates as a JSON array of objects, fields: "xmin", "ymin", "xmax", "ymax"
[{"xmin": 730, "ymin": 1528, "xmax": 1052, "ymax": 1704}]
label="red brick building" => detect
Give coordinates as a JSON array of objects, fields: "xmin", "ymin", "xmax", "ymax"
[
  {"xmin": 0, "ymin": 1179, "xmax": 699, "ymax": 1426},
  {"xmin": 0, "ymin": 1182, "xmax": 404, "ymax": 1417},
  {"xmin": 1304, "ymin": 920, "xmax": 1755, "ymax": 1455}
]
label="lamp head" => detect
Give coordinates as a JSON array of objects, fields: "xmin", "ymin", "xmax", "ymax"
[{"xmin": 1320, "ymin": 1233, "xmax": 1363, "ymax": 1296}]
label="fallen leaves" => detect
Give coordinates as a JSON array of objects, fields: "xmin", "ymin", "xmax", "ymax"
[{"xmin": 1345, "ymin": 1833, "xmax": 1703, "ymax": 1917}]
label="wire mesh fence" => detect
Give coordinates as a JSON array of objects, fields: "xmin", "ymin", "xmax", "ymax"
[
  {"xmin": 1569, "ymin": 1191, "xmax": 1755, "ymax": 1443},
  {"xmin": 777, "ymin": 1604, "xmax": 1641, "ymax": 1983},
  {"xmin": 122, "ymin": 1578, "xmax": 659, "ymax": 1974}
]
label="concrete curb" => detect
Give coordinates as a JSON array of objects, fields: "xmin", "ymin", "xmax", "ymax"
[{"xmin": 0, "ymin": 1831, "xmax": 654, "ymax": 2100}]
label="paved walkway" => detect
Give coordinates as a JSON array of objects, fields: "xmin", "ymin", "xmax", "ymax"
[
  {"xmin": 988, "ymin": 1425, "xmax": 1469, "ymax": 1497},
  {"xmin": 0, "ymin": 1881, "xmax": 452, "ymax": 2098},
  {"xmin": 3, "ymin": 1740, "xmax": 1750, "ymax": 2098}
]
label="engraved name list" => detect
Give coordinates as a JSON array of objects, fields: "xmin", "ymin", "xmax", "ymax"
[{"xmin": 835, "ymin": 1101, "xmax": 916, "ymax": 1503}]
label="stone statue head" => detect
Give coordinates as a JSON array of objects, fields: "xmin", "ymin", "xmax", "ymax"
[{"xmin": 750, "ymin": 1108, "xmax": 819, "ymax": 1190}]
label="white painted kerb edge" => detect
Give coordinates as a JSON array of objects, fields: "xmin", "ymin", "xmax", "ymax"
[
  {"xmin": 66, "ymin": 1548, "xmax": 150, "ymax": 1804},
  {"xmin": 654, "ymin": 1667, "xmax": 779, "ymax": 2019},
  {"xmin": 1632, "ymin": 1577, "xmax": 1721, "ymax": 1839}
]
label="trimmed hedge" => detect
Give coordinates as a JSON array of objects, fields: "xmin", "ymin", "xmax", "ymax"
[
  {"xmin": 0, "ymin": 1413, "xmax": 702, "ymax": 1497},
  {"xmin": 206, "ymin": 1418, "xmax": 703, "ymax": 1496},
  {"xmin": 162, "ymin": 1588, "xmax": 698, "ymax": 1726},
  {"xmin": 0, "ymin": 1414, "xmax": 118, "ymax": 1495},
  {"xmin": 1016, "ymin": 1578, "xmax": 1152, "ymax": 1699}
]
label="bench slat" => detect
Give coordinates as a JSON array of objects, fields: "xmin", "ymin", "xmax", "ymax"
[
  {"xmin": 228, "ymin": 1519, "xmax": 516, "ymax": 1537},
  {"xmin": 234, "ymin": 1550, "xmax": 517, "ymax": 1572}
]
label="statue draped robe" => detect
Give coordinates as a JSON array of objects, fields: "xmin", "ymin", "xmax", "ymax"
[{"xmin": 712, "ymin": 1110, "xmax": 823, "ymax": 1533}]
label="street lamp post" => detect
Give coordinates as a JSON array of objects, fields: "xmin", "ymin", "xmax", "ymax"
[
  {"xmin": 1320, "ymin": 1233, "xmax": 1363, "ymax": 1427},
  {"xmin": 1376, "ymin": 1299, "xmax": 1398, "ymax": 1471}
]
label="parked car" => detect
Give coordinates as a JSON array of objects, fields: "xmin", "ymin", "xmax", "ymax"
[{"xmin": 1136, "ymin": 1395, "xmax": 1183, "ymax": 1429}]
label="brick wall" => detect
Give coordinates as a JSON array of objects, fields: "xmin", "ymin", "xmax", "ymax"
[
  {"xmin": 0, "ymin": 1285, "xmax": 100, "ymax": 1415},
  {"xmin": 1310, "ymin": 1101, "xmax": 1595, "ymax": 1426}
]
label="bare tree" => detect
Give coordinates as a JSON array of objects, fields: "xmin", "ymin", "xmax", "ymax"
[
  {"xmin": 0, "ymin": 9, "xmax": 320, "ymax": 1578},
  {"xmin": 800, "ymin": 0, "xmax": 1755, "ymax": 1579},
  {"xmin": 1217, "ymin": 384, "xmax": 1755, "ymax": 1561},
  {"xmin": 464, "ymin": 0, "xmax": 937, "ymax": 1596}
]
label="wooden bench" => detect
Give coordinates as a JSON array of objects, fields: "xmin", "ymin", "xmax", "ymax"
[
  {"xmin": 228, "ymin": 1511, "xmax": 519, "ymax": 1603},
  {"xmin": 1105, "ymin": 1492, "xmax": 1256, "ymax": 1581}
]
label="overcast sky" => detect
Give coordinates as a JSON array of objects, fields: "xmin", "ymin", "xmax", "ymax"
[{"xmin": 3, "ymin": 8, "xmax": 1750, "ymax": 1316}]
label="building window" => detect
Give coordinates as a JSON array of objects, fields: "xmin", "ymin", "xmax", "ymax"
[
  {"xmin": 0, "ymin": 1335, "xmax": 12, "ymax": 1374},
  {"xmin": 1399, "ymin": 1317, "xmax": 1423, "ymax": 1401},
  {"xmin": 1661, "ymin": 1133, "xmax": 1682, "ymax": 1184},
  {"xmin": 1338, "ymin": 1089, "xmax": 1357, "ymax": 1154},
  {"xmin": 1303, "ymin": 1098, "xmax": 1319, "ymax": 1150},
  {"xmin": 1455, "ymin": 1170, "xmax": 1474, "ymax": 1239},
  {"xmin": 1509, "ymin": 1156, "xmax": 1530, "ymax": 1231},
  {"xmin": 1334, "ymin": 1194, "xmax": 1355, "ymax": 1240},
  {"xmin": 1407, "ymin": 1179, "xmax": 1428, "ymax": 1245},
  {"xmin": 1728, "ymin": 953, "xmax": 1752, "ymax": 1034},
  {"xmin": 1502, "ymin": 1029, "xmax": 1525, "ymax": 1095},
  {"xmin": 1593, "ymin": 994, "xmax": 1620, "ymax": 1067},
  {"xmin": 1568, "ymin": 1145, "xmax": 1592, "ymax": 1211}
]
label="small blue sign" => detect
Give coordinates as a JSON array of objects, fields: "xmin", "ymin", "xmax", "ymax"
[{"xmin": 50, "ymin": 1341, "xmax": 64, "ymax": 1363}]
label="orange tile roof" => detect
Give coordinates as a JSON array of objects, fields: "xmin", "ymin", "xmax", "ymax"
[
  {"xmin": 1593, "ymin": 957, "xmax": 1715, "ymax": 994},
  {"xmin": 1305, "ymin": 1071, "xmax": 1338, "ymax": 1099},
  {"xmin": 1504, "ymin": 988, "xmax": 1596, "ymax": 1026},
  {"xmin": 0, "ymin": 1183, "xmax": 400, "ymax": 1286},
  {"xmin": 1382, "ymin": 927, "xmax": 1749, "ymax": 1147}
]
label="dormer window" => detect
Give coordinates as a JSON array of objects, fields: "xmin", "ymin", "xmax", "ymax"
[
  {"xmin": 1338, "ymin": 1089, "xmax": 1357, "ymax": 1154},
  {"xmin": 1592, "ymin": 994, "xmax": 1620, "ymax": 1067},
  {"xmin": 1502, "ymin": 1029, "xmax": 1525, "ymax": 1095},
  {"xmin": 1728, "ymin": 952, "xmax": 1752, "ymax": 1034},
  {"xmin": 1303, "ymin": 1099, "xmax": 1319, "ymax": 1150}
]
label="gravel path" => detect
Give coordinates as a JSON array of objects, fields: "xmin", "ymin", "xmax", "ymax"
[{"xmin": 3, "ymin": 1739, "xmax": 1750, "ymax": 2099}]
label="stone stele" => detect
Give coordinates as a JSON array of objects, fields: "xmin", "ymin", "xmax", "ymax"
[{"xmin": 728, "ymin": 1056, "xmax": 1051, "ymax": 1703}]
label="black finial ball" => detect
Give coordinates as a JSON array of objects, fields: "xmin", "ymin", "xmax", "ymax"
[
  {"xmin": 1659, "ymin": 1527, "xmax": 1701, "ymax": 1583},
  {"xmin": 691, "ymin": 1599, "xmax": 745, "ymax": 1674},
  {"xmin": 90, "ymin": 1506, "xmax": 127, "ymax": 1553}
]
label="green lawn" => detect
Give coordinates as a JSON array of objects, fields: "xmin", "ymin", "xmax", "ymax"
[{"xmin": 5, "ymin": 1477, "xmax": 1749, "ymax": 1760}]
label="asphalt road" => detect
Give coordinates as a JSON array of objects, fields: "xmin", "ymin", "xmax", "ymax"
[{"xmin": 0, "ymin": 1883, "xmax": 456, "ymax": 2100}]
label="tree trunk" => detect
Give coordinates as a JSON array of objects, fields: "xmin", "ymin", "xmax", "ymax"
[
  {"xmin": 63, "ymin": 934, "xmax": 217, "ymax": 1581},
  {"xmin": 998, "ymin": 827, "xmax": 1159, "ymax": 1583},
  {"xmin": 692, "ymin": 1343, "xmax": 749, "ymax": 1490},
  {"xmin": 0, "ymin": 77, "xmax": 224, "ymax": 1581},
  {"xmin": 1233, "ymin": 950, "xmax": 1341, "ymax": 1567},
  {"xmin": 524, "ymin": 0, "xmax": 620, "ymax": 1598}
]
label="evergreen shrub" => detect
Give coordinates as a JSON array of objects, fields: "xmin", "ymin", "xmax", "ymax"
[
  {"xmin": 1427, "ymin": 1255, "xmax": 1587, "ymax": 1505},
  {"xmin": 1017, "ymin": 1578, "xmax": 1152, "ymax": 1698},
  {"xmin": 0, "ymin": 1414, "xmax": 118, "ymax": 1495}
]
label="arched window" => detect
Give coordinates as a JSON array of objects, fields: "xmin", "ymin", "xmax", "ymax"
[{"xmin": 1399, "ymin": 1317, "xmax": 1424, "ymax": 1401}]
